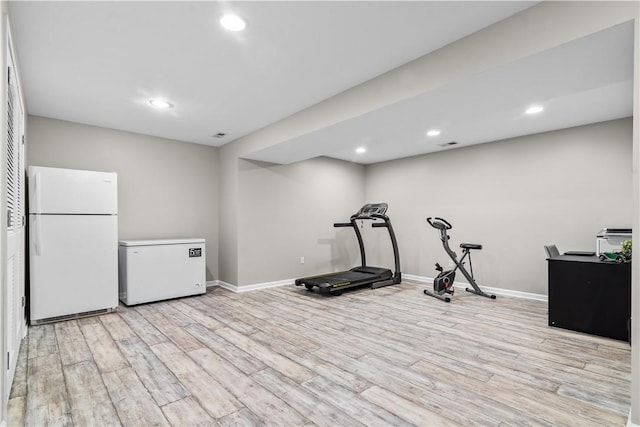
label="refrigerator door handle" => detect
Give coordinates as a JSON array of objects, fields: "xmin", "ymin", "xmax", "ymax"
[
  {"xmin": 34, "ymin": 215, "xmax": 42, "ymax": 256},
  {"xmin": 34, "ymin": 172, "xmax": 41, "ymax": 214}
]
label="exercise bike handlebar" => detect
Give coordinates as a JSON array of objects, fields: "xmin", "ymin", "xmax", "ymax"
[{"xmin": 427, "ymin": 217, "xmax": 452, "ymax": 230}]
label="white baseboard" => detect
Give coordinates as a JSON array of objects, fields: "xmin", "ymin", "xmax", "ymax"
[
  {"xmin": 403, "ymin": 273, "xmax": 547, "ymax": 302},
  {"xmin": 209, "ymin": 278, "xmax": 294, "ymax": 293},
  {"xmin": 208, "ymin": 274, "xmax": 547, "ymax": 301},
  {"xmin": 627, "ymin": 411, "xmax": 640, "ymax": 427}
]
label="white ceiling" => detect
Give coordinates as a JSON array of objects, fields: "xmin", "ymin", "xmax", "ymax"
[
  {"xmin": 247, "ymin": 21, "xmax": 634, "ymax": 164},
  {"xmin": 8, "ymin": 1, "xmax": 633, "ymax": 165}
]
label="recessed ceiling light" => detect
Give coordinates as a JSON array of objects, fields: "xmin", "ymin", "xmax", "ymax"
[
  {"xmin": 355, "ymin": 147, "xmax": 366, "ymax": 154},
  {"xmin": 525, "ymin": 105, "xmax": 544, "ymax": 114},
  {"xmin": 426, "ymin": 129, "xmax": 441, "ymax": 137},
  {"xmin": 220, "ymin": 14, "xmax": 246, "ymax": 31},
  {"xmin": 148, "ymin": 99, "xmax": 173, "ymax": 109}
]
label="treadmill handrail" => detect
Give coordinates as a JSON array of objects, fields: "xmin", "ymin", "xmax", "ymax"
[
  {"xmin": 348, "ymin": 206, "xmax": 400, "ymax": 281},
  {"xmin": 333, "ymin": 222, "xmax": 353, "ymax": 228},
  {"xmin": 350, "ymin": 217, "xmax": 367, "ymax": 267},
  {"xmin": 384, "ymin": 216, "xmax": 401, "ymax": 281}
]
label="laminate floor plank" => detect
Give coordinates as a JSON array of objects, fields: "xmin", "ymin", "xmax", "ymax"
[
  {"xmin": 557, "ymin": 384, "xmax": 629, "ymax": 415},
  {"xmin": 284, "ymin": 320, "xmax": 370, "ymax": 359},
  {"xmin": 212, "ymin": 298, "xmax": 322, "ymax": 352},
  {"xmin": 189, "ymin": 296, "xmax": 259, "ymax": 335},
  {"xmin": 78, "ymin": 320, "xmax": 129, "ymax": 373},
  {"xmin": 334, "ymin": 324, "xmax": 425, "ymax": 367},
  {"xmin": 138, "ymin": 307, "xmax": 204, "ymax": 352},
  {"xmin": 312, "ymin": 347, "xmax": 500, "ymax": 426},
  {"xmin": 258, "ymin": 294, "xmax": 347, "ymax": 327},
  {"xmin": 184, "ymin": 323, "xmax": 268, "ymax": 375},
  {"xmin": 202, "ymin": 296, "xmax": 271, "ymax": 331},
  {"xmin": 411, "ymin": 325, "xmax": 590, "ymax": 370},
  {"xmin": 301, "ymin": 375, "xmax": 412, "ymax": 427},
  {"xmin": 411, "ymin": 358, "xmax": 603, "ymax": 426},
  {"xmin": 585, "ymin": 360, "xmax": 633, "ymax": 381},
  {"xmin": 360, "ymin": 385, "xmax": 459, "ymax": 427},
  {"xmin": 250, "ymin": 330, "xmax": 371, "ymax": 393},
  {"xmin": 62, "ymin": 360, "xmax": 120, "ymax": 426},
  {"xmin": 150, "ymin": 341, "xmax": 242, "ymax": 419},
  {"xmin": 251, "ymin": 318, "xmax": 321, "ymax": 352},
  {"xmin": 153, "ymin": 301, "xmax": 196, "ymax": 327},
  {"xmin": 54, "ymin": 320, "xmax": 93, "ymax": 366},
  {"xmin": 102, "ymin": 367, "xmax": 170, "ymax": 427},
  {"xmin": 7, "ymin": 395, "xmax": 25, "ymax": 427},
  {"xmin": 120, "ymin": 310, "xmax": 168, "ymax": 346},
  {"xmin": 188, "ymin": 347, "xmax": 308, "ymax": 426},
  {"xmin": 215, "ymin": 327, "xmax": 315, "ymax": 384},
  {"xmin": 169, "ymin": 299, "xmax": 225, "ymax": 330},
  {"xmin": 13, "ymin": 282, "xmax": 630, "ymax": 427},
  {"xmin": 99, "ymin": 312, "xmax": 137, "ymax": 341},
  {"xmin": 161, "ymin": 396, "xmax": 216, "ymax": 427},
  {"xmin": 116, "ymin": 336, "xmax": 189, "ymax": 406},
  {"xmin": 10, "ymin": 335, "xmax": 28, "ymax": 399},
  {"xmin": 207, "ymin": 296, "xmax": 272, "ymax": 322},
  {"xmin": 485, "ymin": 370, "xmax": 625, "ymax": 426},
  {"xmin": 27, "ymin": 324, "xmax": 57, "ymax": 359},
  {"xmin": 25, "ymin": 353, "xmax": 72, "ymax": 427},
  {"xmin": 252, "ymin": 368, "xmax": 365, "ymax": 427},
  {"xmin": 217, "ymin": 408, "xmax": 265, "ymax": 427},
  {"xmin": 515, "ymin": 350, "xmax": 630, "ymax": 393}
]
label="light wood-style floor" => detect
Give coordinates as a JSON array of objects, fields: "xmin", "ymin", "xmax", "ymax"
[{"xmin": 7, "ymin": 281, "xmax": 631, "ymax": 426}]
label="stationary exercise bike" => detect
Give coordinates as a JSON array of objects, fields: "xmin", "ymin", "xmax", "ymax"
[{"xmin": 424, "ymin": 217, "xmax": 496, "ymax": 303}]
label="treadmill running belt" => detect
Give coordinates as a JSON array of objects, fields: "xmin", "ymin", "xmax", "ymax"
[{"xmin": 300, "ymin": 270, "xmax": 377, "ymax": 287}]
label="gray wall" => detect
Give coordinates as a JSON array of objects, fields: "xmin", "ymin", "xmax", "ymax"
[
  {"xmin": 237, "ymin": 156, "xmax": 364, "ymax": 286},
  {"xmin": 218, "ymin": 1, "xmax": 638, "ymax": 288},
  {"xmin": 365, "ymin": 118, "xmax": 633, "ymax": 295},
  {"xmin": 26, "ymin": 115, "xmax": 220, "ymax": 281}
]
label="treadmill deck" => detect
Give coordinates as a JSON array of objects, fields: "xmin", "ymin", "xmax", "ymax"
[{"xmin": 295, "ymin": 266, "xmax": 392, "ymax": 293}]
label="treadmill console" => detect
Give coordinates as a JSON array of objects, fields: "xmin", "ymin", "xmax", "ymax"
[{"xmin": 356, "ymin": 203, "xmax": 388, "ymax": 218}]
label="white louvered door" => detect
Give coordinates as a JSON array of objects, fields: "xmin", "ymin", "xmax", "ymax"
[{"xmin": 4, "ymin": 34, "xmax": 25, "ymax": 399}]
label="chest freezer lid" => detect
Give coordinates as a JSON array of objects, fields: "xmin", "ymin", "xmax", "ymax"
[{"xmin": 119, "ymin": 238, "xmax": 205, "ymax": 247}]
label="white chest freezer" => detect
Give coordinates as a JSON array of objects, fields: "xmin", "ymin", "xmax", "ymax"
[{"xmin": 118, "ymin": 238, "xmax": 206, "ymax": 306}]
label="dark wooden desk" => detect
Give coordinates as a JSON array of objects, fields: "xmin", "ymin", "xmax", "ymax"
[{"xmin": 547, "ymin": 255, "xmax": 631, "ymax": 341}]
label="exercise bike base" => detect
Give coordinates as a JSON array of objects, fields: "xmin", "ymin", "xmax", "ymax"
[
  {"xmin": 465, "ymin": 287, "xmax": 496, "ymax": 299},
  {"xmin": 423, "ymin": 289, "xmax": 451, "ymax": 303}
]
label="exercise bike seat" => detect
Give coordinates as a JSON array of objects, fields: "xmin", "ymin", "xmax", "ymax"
[{"xmin": 460, "ymin": 243, "xmax": 482, "ymax": 250}]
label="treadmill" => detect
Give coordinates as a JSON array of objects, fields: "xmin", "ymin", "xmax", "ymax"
[{"xmin": 295, "ymin": 203, "xmax": 401, "ymax": 295}]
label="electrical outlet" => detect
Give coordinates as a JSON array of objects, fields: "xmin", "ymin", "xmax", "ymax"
[
  {"xmin": 448, "ymin": 260, "xmax": 454, "ymax": 268},
  {"xmin": 300, "ymin": 256, "xmax": 305, "ymax": 264}
]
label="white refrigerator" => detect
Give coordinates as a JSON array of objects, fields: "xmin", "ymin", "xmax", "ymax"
[{"xmin": 28, "ymin": 166, "xmax": 119, "ymax": 324}]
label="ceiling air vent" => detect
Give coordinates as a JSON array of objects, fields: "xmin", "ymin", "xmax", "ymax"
[
  {"xmin": 212, "ymin": 132, "xmax": 227, "ymax": 139},
  {"xmin": 437, "ymin": 141, "xmax": 458, "ymax": 148}
]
